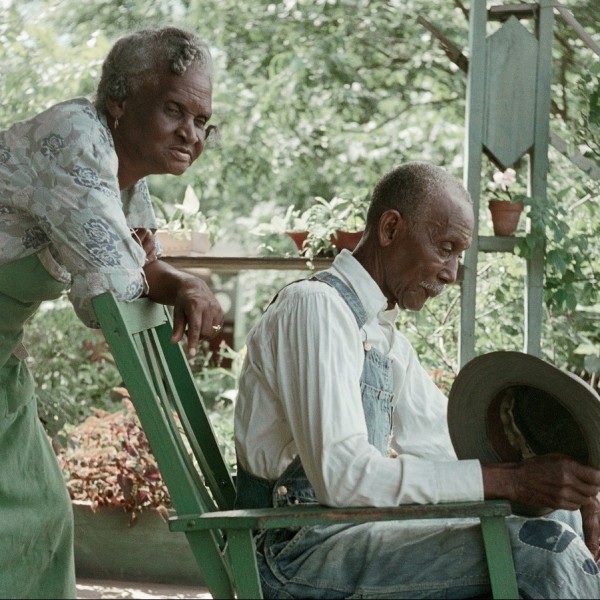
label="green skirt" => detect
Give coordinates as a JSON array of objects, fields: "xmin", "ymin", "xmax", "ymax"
[
  {"xmin": 0, "ymin": 254, "xmax": 76, "ymax": 598},
  {"xmin": 0, "ymin": 355, "xmax": 76, "ymax": 599}
]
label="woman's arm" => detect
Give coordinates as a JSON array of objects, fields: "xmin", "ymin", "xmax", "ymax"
[{"xmin": 143, "ymin": 257, "xmax": 223, "ymax": 356}]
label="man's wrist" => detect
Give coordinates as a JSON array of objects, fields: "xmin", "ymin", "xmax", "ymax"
[{"xmin": 481, "ymin": 462, "xmax": 518, "ymax": 500}]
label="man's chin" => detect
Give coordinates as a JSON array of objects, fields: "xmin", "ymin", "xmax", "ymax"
[
  {"xmin": 399, "ymin": 298, "xmax": 427, "ymax": 312},
  {"xmin": 399, "ymin": 290, "xmax": 429, "ymax": 311}
]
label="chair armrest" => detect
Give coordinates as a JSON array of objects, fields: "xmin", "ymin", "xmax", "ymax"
[{"xmin": 169, "ymin": 499, "xmax": 512, "ymax": 532}]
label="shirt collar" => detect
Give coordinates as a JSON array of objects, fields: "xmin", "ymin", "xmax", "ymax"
[{"xmin": 329, "ymin": 249, "xmax": 391, "ymax": 323}]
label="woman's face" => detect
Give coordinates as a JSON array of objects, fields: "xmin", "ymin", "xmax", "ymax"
[{"xmin": 113, "ymin": 62, "xmax": 213, "ymax": 186}]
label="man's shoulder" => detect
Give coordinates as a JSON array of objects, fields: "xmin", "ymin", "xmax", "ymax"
[{"xmin": 277, "ymin": 277, "xmax": 345, "ymax": 302}]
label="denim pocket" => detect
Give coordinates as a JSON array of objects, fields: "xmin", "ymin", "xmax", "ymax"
[{"xmin": 360, "ymin": 382, "xmax": 393, "ymax": 452}]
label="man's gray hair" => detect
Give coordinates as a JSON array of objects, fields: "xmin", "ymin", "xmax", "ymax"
[
  {"xmin": 94, "ymin": 27, "xmax": 212, "ymax": 112},
  {"xmin": 365, "ymin": 161, "xmax": 471, "ymax": 231}
]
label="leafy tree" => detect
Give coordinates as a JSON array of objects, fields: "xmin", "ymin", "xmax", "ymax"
[{"xmin": 2, "ymin": 0, "xmax": 599, "ymax": 390}]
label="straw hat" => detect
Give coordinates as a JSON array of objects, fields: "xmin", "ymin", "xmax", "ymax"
[{"xmin": 447, "ymin": 351, "xmax": 600, "ymax": 516}]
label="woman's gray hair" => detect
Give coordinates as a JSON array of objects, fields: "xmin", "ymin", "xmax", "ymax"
[
  {"xmin": 94, "ymin": 27, "xmax": 212, "ymax": 112},
  {"xmin": 365, "ymin": 161, "xmax": 471, "ymax": 231}
]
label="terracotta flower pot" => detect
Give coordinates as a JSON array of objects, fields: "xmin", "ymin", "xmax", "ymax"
[
  {"xmin": 285, "ymin": 230, "xmax": 309, "ymax": 252},
  {"xmin": 488, "ymin": 200, "xmax": 524, "ymax": 236},
  {"xmin": 331, "ymin": 229, "xmax": 364, "ymax": 251}
]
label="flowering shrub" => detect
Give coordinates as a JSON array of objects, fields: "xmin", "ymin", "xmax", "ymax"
[{"xmin": 56, "ymin": 392, "xmax": 171, "ymax": 525}]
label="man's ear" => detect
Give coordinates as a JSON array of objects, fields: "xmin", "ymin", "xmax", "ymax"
[{"xmin": 378, "ymin": 209, "xmax": 405, "ymax": 247}]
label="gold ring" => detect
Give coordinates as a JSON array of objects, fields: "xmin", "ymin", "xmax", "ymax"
[{"xmin": 212, "ymin": 324, "xmax": 222, "ymax": 332}]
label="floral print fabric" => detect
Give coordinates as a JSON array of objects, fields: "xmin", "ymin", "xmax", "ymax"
[{"xmin": 0, "ymin": 98, "xmax": 157, "ymax": 326}]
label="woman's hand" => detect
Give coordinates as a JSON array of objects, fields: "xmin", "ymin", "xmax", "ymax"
[
  {"xmin": 132, "ymin": 228, "xmax": 158, "ymax": 264},
  {"xmin": 170, "ymin": 276, "xmax": 224, "ymax": 356},
  {"xmin": 142, "ymin": 259, "xmax": 224, "ymax": 356}
]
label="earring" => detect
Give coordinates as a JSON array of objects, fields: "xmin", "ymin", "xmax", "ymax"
[{"xmin": 114, "ymin": 117, "xmax": 119, "ymax": 129}]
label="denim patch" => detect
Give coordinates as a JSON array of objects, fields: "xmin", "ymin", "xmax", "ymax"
[
  {"xmin": 519, "ymin": 519, "xmax": 577, "ymax": 552},
  {"xmin": 582, "ymin": 559, "xmax": 600, "ymax": 575}
]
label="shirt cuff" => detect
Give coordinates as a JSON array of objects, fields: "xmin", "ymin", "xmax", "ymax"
[{"xmin": 433, "ymin": 459, "xmax": 484, "ymax": 503}]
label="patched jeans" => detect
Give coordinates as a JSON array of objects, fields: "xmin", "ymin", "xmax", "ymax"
[{"xmin": 255, "ymin": 510, "xmax": 600, "ymax": 599}]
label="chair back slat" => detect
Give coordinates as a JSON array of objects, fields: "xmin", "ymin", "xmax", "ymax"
[
  {"xmin": 137, "ymin": 327, "xmax": 220, "ymax": 514},
  {"xmin": 155, "ymin": 324, "xmax": 236, "ymax": 511}
]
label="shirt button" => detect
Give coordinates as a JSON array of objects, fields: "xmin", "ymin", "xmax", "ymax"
[
  {"xmin": 363, "ymin": 342, "xmax": 372, "ymax": 351},
  {"xmin": 276, "ymin": 485, "xmax": 288, "ymax": 496}
]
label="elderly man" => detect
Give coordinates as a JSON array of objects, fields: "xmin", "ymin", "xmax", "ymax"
[{"xmin": 234, "ymin": 161, "xmax": 600, "ymax": 598}]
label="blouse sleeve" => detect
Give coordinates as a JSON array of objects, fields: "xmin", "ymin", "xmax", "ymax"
[{"xmin": 28, "ymin": 102, "xmax": 148, "ymax": 327}]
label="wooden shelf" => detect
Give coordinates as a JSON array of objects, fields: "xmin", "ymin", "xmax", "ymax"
[
  {"xmin": 161, "ymin": 255, "xmax": 334, "ymax": 272},
  {"xmin": 478, "ymin": 235, "xmax": 521, "ymax": 253}
]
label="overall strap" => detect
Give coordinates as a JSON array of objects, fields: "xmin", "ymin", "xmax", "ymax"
[{"xmin": 310, "ymin": 271, "xmax": 368, "ymax": 329}]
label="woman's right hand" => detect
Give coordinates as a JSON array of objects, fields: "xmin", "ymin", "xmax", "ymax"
[{"xmin": 142, "ymin": 259, "xmax": 224, "ymax": 356}]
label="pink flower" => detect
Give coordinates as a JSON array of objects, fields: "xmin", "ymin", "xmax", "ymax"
[{"xmin": 492, "ymin": 168, "xmax": 517, "ymax": 191}]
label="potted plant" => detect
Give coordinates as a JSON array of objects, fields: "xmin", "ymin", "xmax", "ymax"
[
  {"xmin": 154, "ymin": 185, "xmax": 219, "ymax": 256},
  {"xmin": 280, "ymin": 205, "xmax": 313, "ymax": 253},
  {"xmin": 304, "ymin": 191, "xmax": 368, "ymax": 253},
  {"xmin": 251, "ymin": 190, "xmax": 368, "ymax": 259},
  {"xmin": 329, "ymin": 189, "xmax": 369, "ymax": 251},
  {"xmin": 251, "ymin": 205, "xmax": 313, "ymax": 255},
  {"xmin": 488, "ymin": 168, "xmax": 526, "ymax": 236}
]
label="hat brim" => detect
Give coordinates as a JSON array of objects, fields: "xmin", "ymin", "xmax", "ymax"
[{"xmin": 448, "ymin": 351, "xmax": 600, "ymax": 516}]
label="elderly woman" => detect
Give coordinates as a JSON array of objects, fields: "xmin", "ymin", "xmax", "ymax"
[{"xmin": 0, "ymin": 27, "xmax": 223, "ymax": 598}]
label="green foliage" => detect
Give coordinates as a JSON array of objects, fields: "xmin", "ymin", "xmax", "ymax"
[
  {"xmin": 4, "ymin": 0, "xmax": 600, "ymax": 412},
  {"xmin": 57, "ymin": 399, "xmax": 172, "ymax": 521},
  {"xmin": 24, "ymin": 298, "xmax": 123, "ymax": 440}
]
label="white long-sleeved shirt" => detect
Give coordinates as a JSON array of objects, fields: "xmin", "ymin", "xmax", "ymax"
[{"xmin": 234, "ymin": 249, "xmax": 483, "ymax": 507}]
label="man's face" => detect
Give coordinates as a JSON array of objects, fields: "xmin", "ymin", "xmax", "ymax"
[
  {"xmin": 382, "ymin": 191, "xmax": 474, "ymax": 311},
  {"xmin": 117, "ymin": 62, "xmax": 213, "ymax": 178}
]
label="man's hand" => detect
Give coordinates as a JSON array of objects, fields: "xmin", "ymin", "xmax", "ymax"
[
  {"xmin": 483, "ymin": 454, "xmax": 600, "ymax": 511},
  {"xmin": 581, "ymin": 494, "xmax": 600, "ymax": 563}
]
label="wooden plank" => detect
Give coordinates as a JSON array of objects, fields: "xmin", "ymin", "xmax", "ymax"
[
  {"xmin": 525, "ymin": 0, "xmax": 555, "ymax": 358},
  {"xmin": 163, "ymin": 256, "xmax": 464, "ymax": 283},
  {"xmin": 478, "ymin": 235, "xmax": 519, "ymax": 253},
  {"xmin": 169, "ymin": 500, "xmax": 513, "ymax": 532},
  {"xmin": 460, "ymin": 0, "xmax": 487, "ymax": 367},
  {"xmin": 488, "ymin": 3, "xmax": 537, "ymax": 22},
  {"xmin": 419, "ymin": 17, "xmax": 596, "ymax": 181},
  {"xmin": 417, "ymin": 15, "xmax": 468, "ymax": 73},
  {"xmin": 162, "ymin": 255, "xmax": 333, "ymax": 271},
  {"xmin": 555, "ymin": 5, "xmax": 600, "ymax": 58},
  {"xmin": 550, "ymin": 131, "xmax": 600, "ymax": 181},
  {"xmin": 480, "ymin": 516, "xmax": 519, "ymax": 599},
  {"xmin": 484, "ymin": 17, "xmax": 538, "ymax": 168}
]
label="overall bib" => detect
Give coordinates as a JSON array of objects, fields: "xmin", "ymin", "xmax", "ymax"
[{"xmin": 0, "ymin": 252, "xmax": 76, "ymax": 599}]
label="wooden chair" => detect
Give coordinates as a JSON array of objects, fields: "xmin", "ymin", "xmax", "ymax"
[{"xmin": 92, "ymin": 292, "xmax": 519, "ymax": 599}]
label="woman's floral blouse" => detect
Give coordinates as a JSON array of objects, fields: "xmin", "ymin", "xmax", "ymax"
[{"xmin": 0, "ymin": 98, "xmax": 157, "ymax": 326}]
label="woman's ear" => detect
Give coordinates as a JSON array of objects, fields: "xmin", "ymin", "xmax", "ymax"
[
  {"xmin": 378, "ymin": 210, "xmax": 404, "ymax": 247},
  {"xmin": 105, "ymin": 96, "xmax": 126, "ymax": 123}
]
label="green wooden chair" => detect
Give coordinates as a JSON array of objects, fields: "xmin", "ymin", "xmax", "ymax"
[{"xmin": 92, "ymin": 292, "xmax": 519, "ymax": 599}]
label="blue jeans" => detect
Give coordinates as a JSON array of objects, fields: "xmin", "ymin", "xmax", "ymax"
[{"xmin": 256, "ymin": 510, "xmax": 600, "ymax": 599}]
